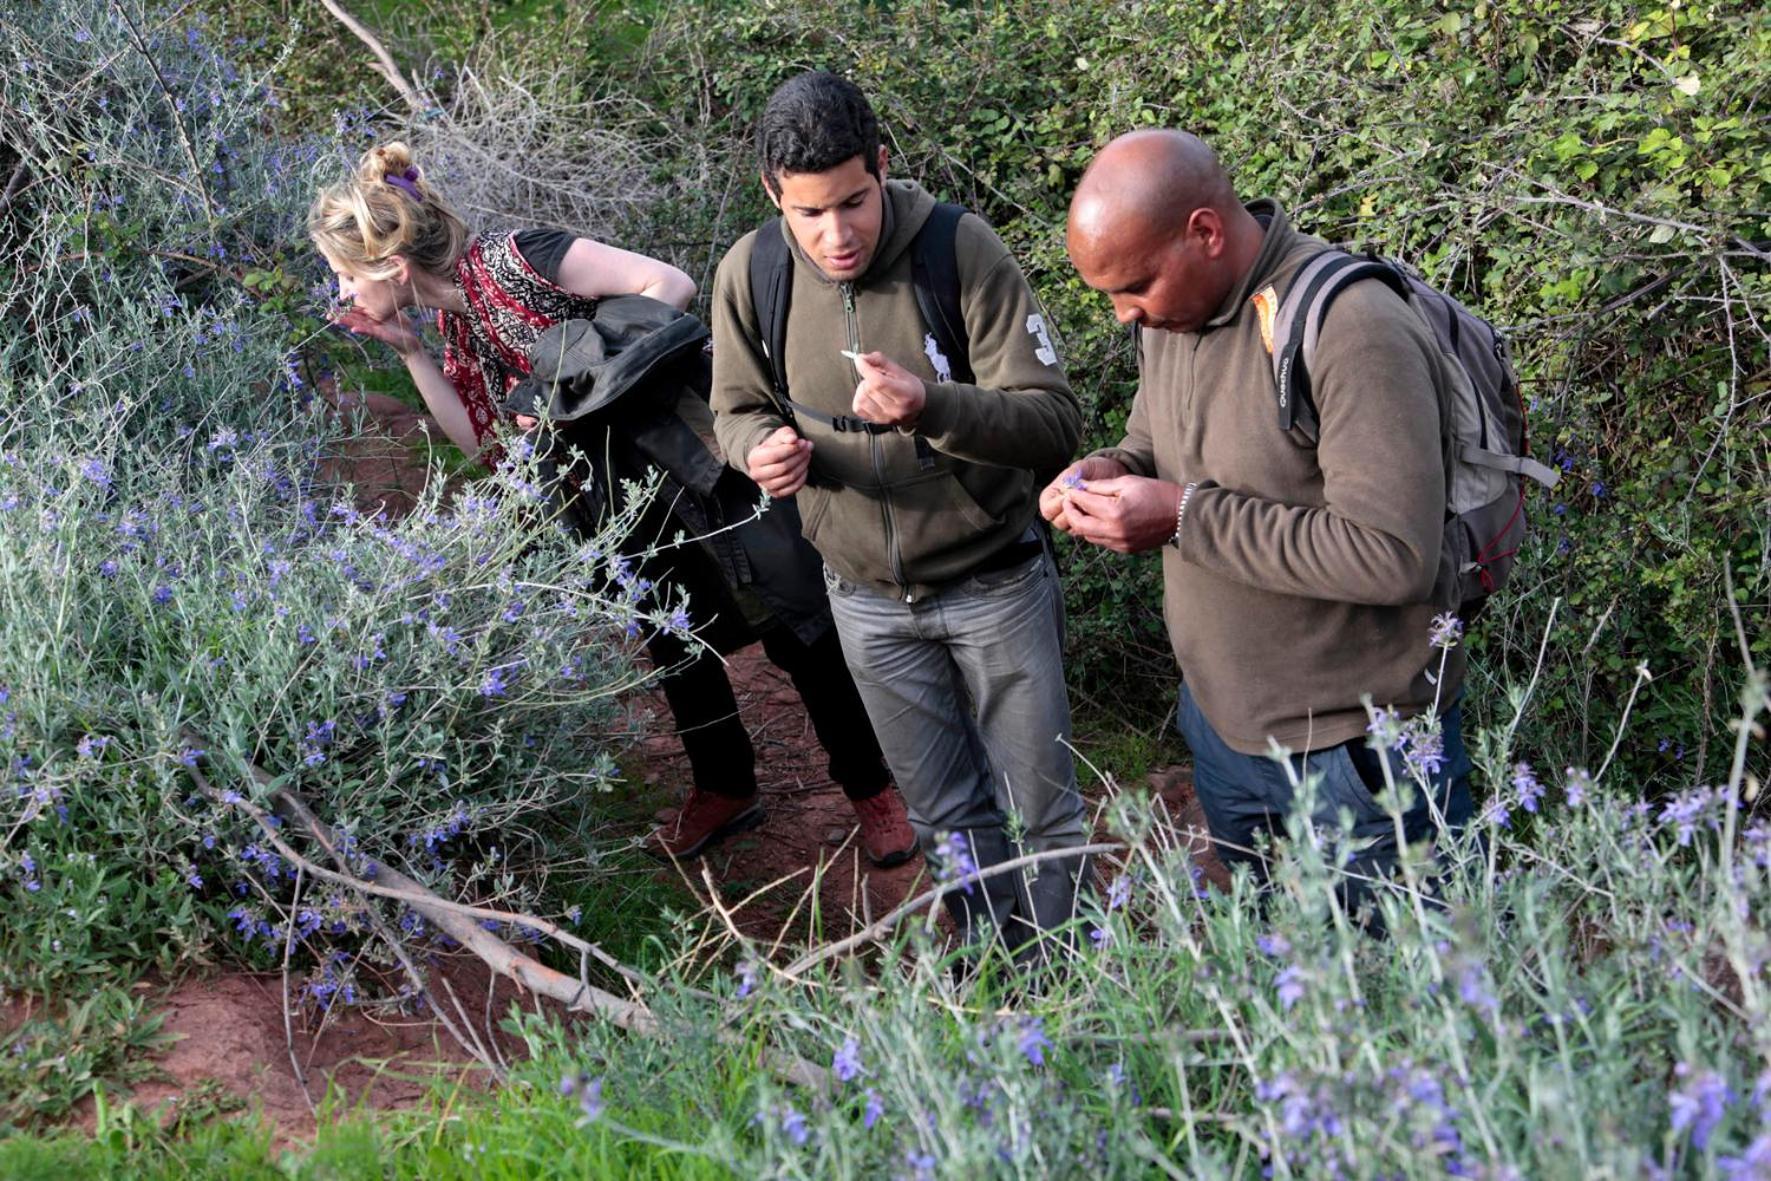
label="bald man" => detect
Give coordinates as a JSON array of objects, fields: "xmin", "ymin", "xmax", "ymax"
[{"xmin": 1044, "ymin": 130, "xmax": 1476, "ymax": 915}]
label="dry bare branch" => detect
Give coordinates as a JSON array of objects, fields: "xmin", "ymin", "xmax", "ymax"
[{"xmin": 317, "ymin": 0, "xmax": 429, "ymax": 115}]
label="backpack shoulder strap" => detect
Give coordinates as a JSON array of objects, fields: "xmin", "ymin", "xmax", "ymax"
[
  {"xmin": 747, "ymin": 218, "xmax": 795, "ymax": 423},
  {"xmin": 1271, "ymin": 250, "xmax": 1409, "ymax": 442},
  {"xmin": 909, "ymin": 202, "xmax": 973, "ymax": 384}
]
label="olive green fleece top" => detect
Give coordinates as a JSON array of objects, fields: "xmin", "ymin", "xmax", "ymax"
[
  {"xmin": 710, "ymin": 180, "xmax": 1080, "ymax": 601},
  {"xmin": 1092, "ymin": 201, "xmax": 1465, "ymax": 756}
]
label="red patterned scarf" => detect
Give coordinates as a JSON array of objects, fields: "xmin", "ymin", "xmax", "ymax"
[{"xmin": 439, "ymin": 232, "xmax": 599, "ymax": 464}]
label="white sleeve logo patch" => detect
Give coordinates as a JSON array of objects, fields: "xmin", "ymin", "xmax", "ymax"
[
  {"xmin": 923, "ymin": 332, "xmax": 953, "ymax": 383},
  {"xmin": 1025, "ymin": 313, "xmax": 1058, "ymax": 367}
]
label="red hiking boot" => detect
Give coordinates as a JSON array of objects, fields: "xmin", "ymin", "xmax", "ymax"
[
  {"xmin": 646, "ymin": 789, "xmax": 765, "ymax": 860},
  {"xmin": 850, "ymin": 788, "xmax": 918, "ymax": 868}
]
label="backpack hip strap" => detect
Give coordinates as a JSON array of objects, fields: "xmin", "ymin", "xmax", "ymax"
[{"xmin": 1459, "ymin": 444, "xmax": 1561, "ymax": 488}]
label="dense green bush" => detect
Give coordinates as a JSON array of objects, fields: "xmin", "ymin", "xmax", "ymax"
[{"xmin": 410, "ymin": 0, "xmax": 1767, "ymax": 786}]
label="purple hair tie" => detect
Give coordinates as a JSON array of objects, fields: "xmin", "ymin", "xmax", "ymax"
[{"xmin": 385, "ymin": 166, "xmax": 423, "ymax": 203}]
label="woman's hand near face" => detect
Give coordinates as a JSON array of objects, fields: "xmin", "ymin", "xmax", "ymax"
[{"xmin": 332, "ymin": 305, "xmax": 424, "ymax": 357}]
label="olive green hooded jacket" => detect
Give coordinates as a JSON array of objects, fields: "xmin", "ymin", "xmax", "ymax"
[{"xmin": 710, "ymin": 180, "xmax": 1079, "ymax": 601}]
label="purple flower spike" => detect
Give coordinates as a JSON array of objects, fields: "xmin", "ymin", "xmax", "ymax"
[
  {"xmin": 576, "ymin": 1076, "xmax": 605, "ymax": 1123},
  {"xmin": 833, "ymin": 1035, "xmax": 863, "ymax": 1083},
  {"xmin": 1511, "ymin": 763, "xmax": 1543, "ymax": 814},
  {"xmin": 1427, "ymin": 612, "xmax": 1463, "ymax": 651},
  {"xmin": 1275, "ymin": 964, "xmax": 1306, "ymax": 1011},
  {"xmin": 1669, "ymin": 1063, "xmax": 1731, "ymax": 1149},
  {"xmin": 863, "ymin": 1088, "xmax": 885, "ymax": 1130},
  {"xmin": 1017, "ymin": 1017, "xmax": 1052, "ymax": 1067},
  {"xmin": 933, "ymin": 830, "xmax": 978, "ymax": 894}
]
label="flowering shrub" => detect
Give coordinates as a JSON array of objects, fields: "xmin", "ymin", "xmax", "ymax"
[
  {"xmin": 503, "ymin": 665, "xmax": 1768, "ymax": 1179},
  {"xmin": 0, "ymin": 1, "xmax": 669, "ymax": 1013}
]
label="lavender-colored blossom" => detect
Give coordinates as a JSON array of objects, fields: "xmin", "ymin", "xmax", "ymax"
[
  {"xmin": 863, "ymin": 1088, "xmax": 885, "ymax": 1130},
  {"xmin": 1481, "ymin": 796, "xmax": 1511, "ymax": 829},
  {"xmin": 79, "ymin": 458, "xmax": 111, "ymax": 488},
  {"xmin": 300, "ymin": 720, "xmax": 335, "ymax": 767},
  {"xmin": 152, "ymin": 584, "xmax": 174, "ymax": 605},
  {"xmin": 833, "ymin": 1035, "xmax": 863, "ymax": 1083},
  {"xmin": 1059, "ymin": 469, "xmax": 1086, "ymax": 491},
  {"xmin": 779, "ymin": 1104, "xmax": 809, "ymax": 1145},
  {"xmin": 178, "ymin": 746, "xmax": 204, "ymax": 768},
  {"xmin": 1107, "ymin": 874, "xmax": 1131, "ymax": 910},
  {"xmin": 1275, "ymin": 964, "xmax": 1306, "ymax": 1011},
  {"xmin": 1016, "ymin": 1017, "xmax": 1052, "ymax": 1067},
  {"xmin": 1428, "ymin": 612, "xmax": 1463, "ymax": 650},
  {"xmin": 1402, "ymin": 725, "xmax": 1445, "ymax": 781},
  {"xmin": 1089, "ymin": 925, "xmax": 1112, "ymax": 950},
  {"xmin": 1669, "ymin": 1064, "xmax": 1732, "ymax": 1149},
  {"xmin": 576, "ymin": 1076, "xmax": 605, "ymax": 1123},
  {"xmin": 735, "ymin": 958, "xmax": 757, "ymax": 999},
  {"xmin": 1718, "ymin": 1133, "xmax": 1771, "ymax": 1178},
  {"xmin": 1659, "ymin": 786, "xmax": 1718, "ymax": 847},
  {"xmin": 428, "ymin": 622, "xmax": 463, "ymax": 654},
  {"xmin": 1511, "ymin": 763, "xmax": 1544, "ymax": 813},
  {"xmin": 1257, "ymin": 932, "xmax": 1292, "ymax": 958},
  {"xmin": 1563, "ymin": 767, "xmax": 1592, "ymax": 807},
  {"xmin": 1458, "ymin": 963, "xmax": 1500, "ymax": 1017},
  {"xmin": 76, "ymin": 734, "xmax": 108, "ymax": 759},
  {"xmin": 932, "ymin": 830, "xmax": 977, "ymax": 894}
]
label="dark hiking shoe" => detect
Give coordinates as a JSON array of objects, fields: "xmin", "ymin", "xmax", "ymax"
[
  {"xmin": 646, "ymin": 790, "xmax": 765, "ymax": 860},
  {"xmin": 850, "ymin": 788, "xmax": 918, "ymax": 868}
]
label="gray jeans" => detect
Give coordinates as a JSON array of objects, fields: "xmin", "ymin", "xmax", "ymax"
[{"xmin": 823, "ymin": 550, "xmax": 1088, "ymax": 951}]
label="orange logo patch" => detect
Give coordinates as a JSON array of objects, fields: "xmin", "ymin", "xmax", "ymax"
[{"xmin": 1250, "ymin": 285, "xmax": 1278, "ymax": 355}]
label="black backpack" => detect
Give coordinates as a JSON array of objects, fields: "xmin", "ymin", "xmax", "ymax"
[{"xmin": 746, "ymin": 203, "xmax": 971, "ymax": 471}]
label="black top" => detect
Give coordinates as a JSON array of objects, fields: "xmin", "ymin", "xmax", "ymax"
[{"xmin": 512, "ymin": 228, "xmax": 576, "ymax": 287}]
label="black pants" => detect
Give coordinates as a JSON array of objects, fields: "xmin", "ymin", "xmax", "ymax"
[{"xmin": 635, "ymin": 529, "xmax": 888, "ymax": 802}]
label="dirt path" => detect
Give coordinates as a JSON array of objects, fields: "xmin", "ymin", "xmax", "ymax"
[{"xmin": 625, "ymin": 643, "xmax": 1229, "ymax": 946}]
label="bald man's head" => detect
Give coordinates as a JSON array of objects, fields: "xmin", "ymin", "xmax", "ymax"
[{"xmin": 1066, "ymin": 130, "xmax": 1259, "ymax": 334}]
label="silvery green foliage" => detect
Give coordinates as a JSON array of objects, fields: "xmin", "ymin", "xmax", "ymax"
[
  {"xmin": 532, "ymin": 686, "xmax": 1770, "ymax": 1179},
  {"xmin": 0, "ymin": 1, "xmax": 670, "ymax": 995}
]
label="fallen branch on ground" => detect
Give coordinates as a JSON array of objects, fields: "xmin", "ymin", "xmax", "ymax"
[
  {"xmin": 782, "ymin": 842, "xmax": 1127, "ymax": 978},
  {"xmin": 182, "ymin": 731, "xmax": 830, "ymax": 1093}
]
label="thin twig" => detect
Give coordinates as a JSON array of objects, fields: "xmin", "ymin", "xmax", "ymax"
[
  {"xmin": 316, "ymin": 0, "xmax": 428, "ymax": 114},
  {"xmin": 0, "ymin": 162, "xmax": 27, "ymax": 214},
  {"xmin": 108, "ymin": 1, "xmax": 215, "ymax": 230},
  {"xmin": 784, "ymin": 843, "xmax": 1125, "ymax": 977},
  {"xmin": 280, "ymin": 865, "xmax": 319, "ymax": 1117}
]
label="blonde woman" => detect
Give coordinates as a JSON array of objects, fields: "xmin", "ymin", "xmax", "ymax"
[{"xmin": 308, "ymin": 144, "xmax": 915, "ymax": 865}]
